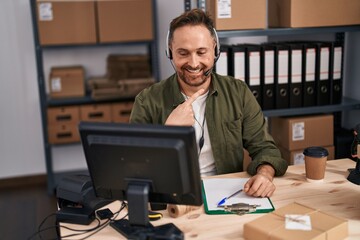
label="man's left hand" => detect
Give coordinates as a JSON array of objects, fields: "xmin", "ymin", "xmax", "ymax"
[{"xmin": 243, "ymin": 164, "xmax": 275, "ymax": 198}]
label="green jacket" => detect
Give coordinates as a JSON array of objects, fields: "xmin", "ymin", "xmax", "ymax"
[{"xmin": 130, "ymin": 73, "xmax": 288, "ymax": 176}]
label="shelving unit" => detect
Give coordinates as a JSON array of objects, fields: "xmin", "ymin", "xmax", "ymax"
[
  {"xmin": 30, "ymin": 0, "xmax": 159, "ymax": 194},
  {"xmin": 192, "ymin": 0, "xmax": 360, "ymax": 119},
  {"xmin": 216, "ymin": 25, "xmax": 360, "ymax": 38},
  {"xmin": 214, "ymin": 25, "xmax": 360, "ymax": 117}
]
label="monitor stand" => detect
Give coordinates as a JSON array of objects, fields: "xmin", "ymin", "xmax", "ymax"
[
  {"xmin": 110, "ymin": 181, "xmax": 184, "ymax": 240},
  {"xmin": 347, "ymin": 159, "xmax": 360, "ymax": 185}
]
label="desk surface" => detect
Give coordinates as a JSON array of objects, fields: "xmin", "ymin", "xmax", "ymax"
[{"xmin": 60, "ymin": 159, "xmax": 360, "ymax": 239}]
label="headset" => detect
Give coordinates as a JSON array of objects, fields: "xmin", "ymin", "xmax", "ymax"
[{"xmin": 165, "ymin": 27, "xmax": 221, "ymax": 73}]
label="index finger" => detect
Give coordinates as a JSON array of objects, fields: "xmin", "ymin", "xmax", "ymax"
[{"xmin": 185, "ymin": 89, "xmax": 205, "ymax": 105}]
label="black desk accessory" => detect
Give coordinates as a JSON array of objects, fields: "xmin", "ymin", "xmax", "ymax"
[{"xmin": 56, "ymin": 175, "xmax": 111, "ymax": 225}]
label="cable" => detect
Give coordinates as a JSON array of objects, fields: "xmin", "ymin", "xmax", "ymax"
[{"xmin": 28, "ymin": 201, "xmax": 128, "ymax": 240}]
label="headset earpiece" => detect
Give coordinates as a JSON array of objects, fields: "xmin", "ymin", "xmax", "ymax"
[
  {"xmin": 213, "ymin": 28, "xmax": 220, "ymax": 63},
  {"xmin": 165, "ymin": 30, "xmax": 172, "ymax": 59}
]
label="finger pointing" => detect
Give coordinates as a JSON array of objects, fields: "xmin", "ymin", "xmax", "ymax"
[{"xmin": 185, "ymin": 89, "xmax": 205, "ymax": 105}]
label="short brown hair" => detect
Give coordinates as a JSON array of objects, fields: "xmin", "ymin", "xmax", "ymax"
[{"xmin": 168, "ymin": 9, "xmax": 215, "ymax": 47}]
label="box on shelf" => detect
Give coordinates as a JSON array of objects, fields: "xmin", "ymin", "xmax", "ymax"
[
  {"xmin": 279, "ymin": 145, "xmax": 335, "ymax": 165},
  {"xmin": 49, "ymin": 66, "xmax": 85, "ymax": 99},
  {"xmin": 48, "ymin": 124, "xmax": 80, "ymax": 144},
  {"xmin": 79, "ymin": 104, "xmax": 112, "ymax": 122},
  {"xmin": 206, "ymin": 0, "xmax": 266, "ymax": 30},
  {"xmin": 88, "ymin": 77, "xmax": 155, "ymax": 100},
  {"xmin": 270, "ymin": 114, "xmax": 334, "ymax": 151},
  {"xmin": 111, "ymin": 102, "xmax": 134, "ymax": 123},
  {"xmin": 106, "ymin": 55, "xmax": 152, "ymax": 80},
  {"xmin": 244, "ymin": 202, "xmax": 348, "ymax": 240},
  {"xmin": 96, "ymin": 0, "xmax": 153, "ymax": 43},
  {"xmin": 268, "ymin": 0, "xmax": 360, "ymax": 28},
  {"xmin": 47, "ymin": 106, "xmax": 80, "ymax": 125},
  {"xmin": 36, "ymin": 0, "xmax": 97, "ymax": 45}
]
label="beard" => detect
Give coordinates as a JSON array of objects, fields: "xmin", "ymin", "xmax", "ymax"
[{"xmin": 177, "ymin": 65, "xmax": 209, "ymax": 87}]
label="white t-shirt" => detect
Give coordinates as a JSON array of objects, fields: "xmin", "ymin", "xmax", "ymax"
[{"xmin": 183, "ymin": 92, "xmax": 216, "ymax": 177}]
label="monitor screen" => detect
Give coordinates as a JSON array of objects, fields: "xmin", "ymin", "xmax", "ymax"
[{"xmin": 79, "ymin": 121, "xmax": 202, "ymax": 238}]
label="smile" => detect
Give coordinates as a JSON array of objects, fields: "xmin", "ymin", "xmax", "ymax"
[{"xmin": 186, "ymin": 68, "xmax": 201, "ymax": 73}]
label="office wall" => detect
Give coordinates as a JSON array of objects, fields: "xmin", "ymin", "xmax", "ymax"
[
  {"xmin": 0, "ymin": 0, "xmax": 44, "ymax": 179},
  {"xmin": 1, "ymin": 0, "xmax": 359, "ymax": 179}
]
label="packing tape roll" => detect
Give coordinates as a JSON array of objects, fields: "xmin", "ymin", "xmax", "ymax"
[{"xmin": 167, "ymin": 204, "xmax": 200, "ymax": 218}]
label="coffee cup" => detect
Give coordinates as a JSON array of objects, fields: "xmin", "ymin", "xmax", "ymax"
[{"xmin": 303, "ymin": 147, "xmax": 329, "ymax": 182}]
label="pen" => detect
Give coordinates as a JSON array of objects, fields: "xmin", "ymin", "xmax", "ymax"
[{"xmin": 217, "ymin": 189, "xmax": 243, "ymax": 206}]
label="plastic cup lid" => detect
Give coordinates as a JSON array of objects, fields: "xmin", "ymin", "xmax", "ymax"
[{"xmin": 303, "ymin": 147, "xmax": 329, "ymax": 158}]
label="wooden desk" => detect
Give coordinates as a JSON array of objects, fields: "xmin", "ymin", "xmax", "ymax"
[{"xmin": 60, "ymin": 159, "xmax": 360, "ymax": 239}]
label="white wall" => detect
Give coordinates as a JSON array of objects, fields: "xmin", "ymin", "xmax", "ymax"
[
  {"xmin": 0, "ymin": 0, "xmax": 45, "ymax": 179},
  {"xmin": 1, "ymin": 0, "xmax": 359, "ymax": 179}
]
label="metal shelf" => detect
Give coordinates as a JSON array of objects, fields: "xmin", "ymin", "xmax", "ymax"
[
  {"xmin": 47, "ymin": 95, "xmax": 135, "ymax": 107},
  {"xmin": 263, "ymin": 97, "xmax": 360, "ymax": 117},
  {"xmin": 217, "ymin": 25, "xmax": 360, "ymax": 38},
  {"xmin": 30, "ymin": 0, "xmax": 159, "ymax": 195},
  {"xmin": 40, "ymin": 40, "xmax": 154, "ymax": 49}
]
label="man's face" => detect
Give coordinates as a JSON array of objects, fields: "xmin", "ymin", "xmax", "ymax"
[{"xmin": 170, "ymin": 25, "xmax": 216, "ymax": 87}]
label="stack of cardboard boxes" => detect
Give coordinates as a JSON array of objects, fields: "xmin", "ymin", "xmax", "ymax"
[
  {"xmin": 88, "ymin": 54, "xmax": 155, "ymax": 100},
  {"xmin": 47, "ymin": 55, "xmax": 154, "ymax": 144},
  {"xmin": 106, "ymin": 55, "xmax": 151, "ymax": 80},
  {"xmin": 270, "ymin": 114, "xmax": 335, "ymax": 165},
  {"xmin": 47, "ymin": 106, "xmax": 82, "ymax": 144},
  {"xmin": 205, "ymin": 0, "xmax": 360, "ymax": 31},
  {"xmin": 47, "ymin": 102, "xmax": 135, "ymax": 144},
  {"xmin": 37, "ymin": 0, "xmax": 155, "ymax": 145},
  {"xmin": 36, "ymin": 0, "xmax": 153, "ymax": 45}
]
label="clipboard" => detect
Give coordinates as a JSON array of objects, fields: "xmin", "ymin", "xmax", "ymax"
[{"xmin": 202, "ymin": 178, "xmax": 275, "ymax": 215}]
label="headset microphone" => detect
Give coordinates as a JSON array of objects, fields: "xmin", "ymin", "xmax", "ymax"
[{"xmin": 204, "ymin": 68, "xmax": 213, "ymax": 77}]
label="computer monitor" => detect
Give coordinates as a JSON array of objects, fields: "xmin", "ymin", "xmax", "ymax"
[{"xmin": 79, "ymin": 121, "xmax": 203, "ymax": 239}]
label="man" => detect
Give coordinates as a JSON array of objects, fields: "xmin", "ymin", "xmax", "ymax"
[{"xmin": 130, "ymin": 9, "xmax": 288, "ymax": 197}]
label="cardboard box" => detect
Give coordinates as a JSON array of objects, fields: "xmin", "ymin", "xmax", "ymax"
[
  {"xmin": 244, "ymin": 202, "xmax": 348, "ymax": 240},
  {"xmin": 49, "ymin": 66, "xmax": 85, "ymax": 98},
  {"xmin": 90, "ymin": 78, "xmax": 155, "ymax": 100},
  {"xmin": 206, "ymin": 0, "xmax": 266, "ymax": 30},
  {"xmin": 96, "ymin": 0, "xmax": 153, "ymax": 43},
  {"xmin": 107, "ymin": 55, "xmax": 152, "ymax": 80},
  {"xmin": 48, "ymin": 124, "xmax": 80, "ymax": 144},
  {"xmin": 270, "ymin": 115, "xmax": 334, "ymax": 151},
  {"xmin": 268, "ymin": 0, "xmax": 360, "ymax": 28},
  {"xmin": 111, "ymin": 102, "xmax": 134, "ymax": 123},
  {"xmin": 79, "ymin": 104, "xmax": 112, "ymax": 122},
  {"xmin": 47, "ymin": 106, "xmax": 80, "ymax": 125},
  {"xmin": 36, "ymin": 0, "xmax": 97, "ymax": 45},
  {"xmin": 279, "ymin": 145, "xmax": 335, "ymax": 165}
]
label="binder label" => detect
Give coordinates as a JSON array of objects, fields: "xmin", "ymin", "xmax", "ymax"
[
  {"xmin": 217, "ymin": 0, "xmax": 231, "ymax": 19},
  {"xmin": 292, "ymin": 122, "xmax": 304, "ymax": 141},
  {"xmin": 265, "ymin": 50, "xmax": 274, "ymax": 84},
  {"xmin": 306, "ymin": 48, "xmax": 316, "ymax": 82},
  {"xmin": 216, "ymin": 52, "xmax": 228, "ymax": 76},
  {"xmin": 278, "ymin": 50, "xmax": 288, "ymax": 84},
  {"xmin": 320, "ymin": 47, "xmax": 330, "ymax": 80},
  {"xmin": 291, "ymin": 50, "xmax": 302, "ymax": 83},
  {"xmin": 249, "ymin": 52, "xmax": 260, "ymax": 86},
  {"xmin": 234, "ymin": 52, "xmax": 245, "ymax": 81},
  {"xmin": 333, "ymin": 47, "xmax": 342, "ymax": 79}
]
